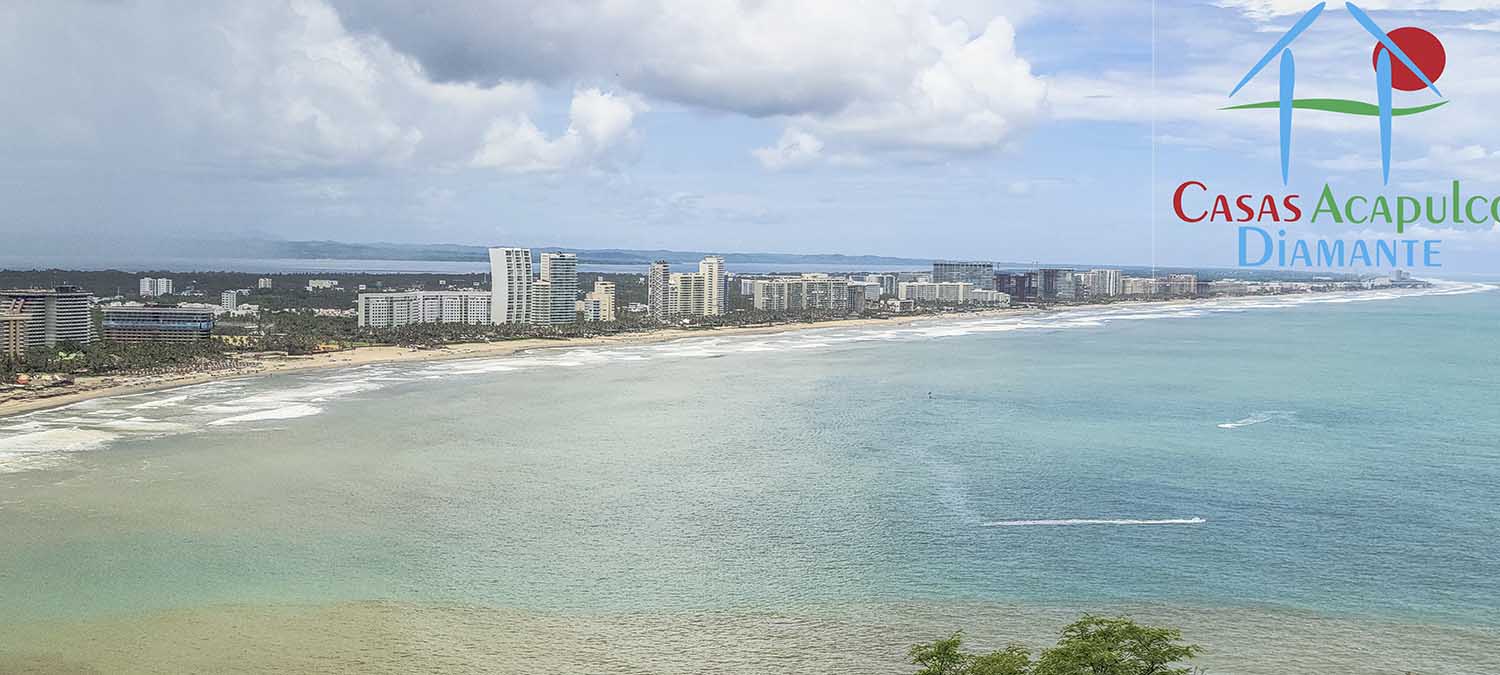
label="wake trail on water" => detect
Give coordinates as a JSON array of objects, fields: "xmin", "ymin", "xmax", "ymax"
[{"xmin": 979, "ymin": 517, "xmax": 1207, "ymax": 527}]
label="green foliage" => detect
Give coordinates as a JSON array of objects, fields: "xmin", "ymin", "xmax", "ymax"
[
  {"xmin": 910, "ymin": 617, "xmax": 1198, "ymax": 675},
  {"xmin": 1, "ymin": 339, "xmax": 236, "ymax": 378},
  {"xmin": 910, "ymin": 633, "xmax": 1031, "ymax": 675},
  {"xmin": 1034, "ymin": 616, "xmax": 1199, "ymax": 675}
]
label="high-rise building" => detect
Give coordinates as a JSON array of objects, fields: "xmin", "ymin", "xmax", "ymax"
[
  {"xmin": 1122, "ymin": 277, "xmax": 1157, "ymax": 296},
  {"xmin": 257, "ymin": 278, "xmax": 274, "ymax": 289},
  {"xmin": 101, "ymin": 305, "xmax": 215, "ymax": 343},
  {"xmin": 138, "ymin": 277, "xmax": 173, "ymax": 297},
  {"xmin": 1166, "ymin": 273, "xmax": 1200, "ymax": 297},
  {"xmin": 220, "ymin": 290, "xmax": 241, "ymax": 312},
  {"xmin": 1, "ymin": 301, "xmax": 27, "ymax": 358},
  {"xmin": 699, "ymin": 256, "xmax": 726, "ymax": 316},
  {"xmin": 897, "ymin": 282, "xmax": 973, "ymax": 302},
  {"xmin": 489, "ymin": 247, "xmax": 532, "ymax": 324},
  {"xmin": 0, "ymin": 287, "xmax": 94, "ymax": 348},
  {"xmin": 357, "ymin": 290, "xmax": 492, "ymax": 328},
  {"xmin": 648, "ymin": 260, "xmax": 672, "ymax": 322},
  {"xmin": 864, "ymin": 273, "xmax": 898, "ymax": 298},
  {"xmin": 933, "ymin": 261, "xmax": 995, "ymax": 290},
  {"xmin": 584, "ymin": 279, "xmax": 616, "ymax": 322},
  {"xmin": 537, "ymin": 252, "xmax": 579, "ymax": 325},
  {"xmin": 1081, "ymin": 269, "xmax": 1123, "ymax": 298},
  {"xmin": 994, "ymin": 273, "xmax": 1036, "ymax": 302},
  {"xmin": 669, "ymin": 272, "xmax": 706, "ymax": 316},
  {"xmin": 751, "ymin": 275, "xmax": 853, "ymax": 314},
  {"xmin": 530, "ymin": 280, "xmax": 554, "ymax": 325},
  {"xmin": 1033, "ymin": 268, "xmax": 1078, "ymax": 302}
]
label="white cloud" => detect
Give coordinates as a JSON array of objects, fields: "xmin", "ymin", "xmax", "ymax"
[
  {"xmin": 753, "ymin": 130, "xmax": 826, "ymax": 170},
  {"xmin": 472, "ymin": 89, "xmax": 645, "ymax": 172},
  {"xmin": 332, "ymin": 0, "xmax": 1047, "ymax": 167},
  {"xmin": 755, "ymin": 16, "xmax": 1045, "ymax": 166},
  {"xmin": 0, "ymin": 1, "xmax": 638, "ymax": 174}
]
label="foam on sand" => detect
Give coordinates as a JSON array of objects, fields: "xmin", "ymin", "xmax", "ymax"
[{"xmin": 980, "ymin": 517, "xmax": 1207, "ymax": 527}]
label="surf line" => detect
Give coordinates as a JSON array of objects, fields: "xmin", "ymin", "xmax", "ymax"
[{"xmin": 979, "ymin": 517, "xmax": 1206, "ymax": 528}]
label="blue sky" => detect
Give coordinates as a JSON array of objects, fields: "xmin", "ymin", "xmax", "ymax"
[{"xmin": 4, "ymin": 1, "xmax": 1500, "ymax": 271}]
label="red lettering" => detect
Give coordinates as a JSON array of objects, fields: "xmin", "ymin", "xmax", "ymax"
[{"xmin": 1173, "ymin": 181, "xmax": 1207, "ymax": 222}]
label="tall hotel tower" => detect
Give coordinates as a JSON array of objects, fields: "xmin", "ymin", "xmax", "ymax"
[
  {"xmin": 699, "ymin": 255, "xmax": 726, "ymax": 316},
  {"xmin": 488, "ymin": 247, "xmax": 532, "ymax": 324},
  {"xmin": 537, "ymin": 252, "xmax": 579, "ymax": 325}
]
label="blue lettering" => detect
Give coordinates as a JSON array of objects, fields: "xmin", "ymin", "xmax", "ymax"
[{"xmin": 1239, "ymin": 226, "xmax": 1273, "ymax": 266}]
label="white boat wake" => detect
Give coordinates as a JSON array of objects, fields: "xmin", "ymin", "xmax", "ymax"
[{"xmin": 980, "ymin": 517, "xmax": 1206, "ymax": 527}]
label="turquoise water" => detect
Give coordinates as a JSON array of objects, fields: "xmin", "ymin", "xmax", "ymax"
[{"xmin": 1, "ymin": 283, "xmax": 1498, "ymax": 673}]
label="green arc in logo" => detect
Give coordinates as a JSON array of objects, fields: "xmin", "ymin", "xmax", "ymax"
[{"xmin": 1220, "ymin": 98, "xmax": 1448, "ymax": 116}]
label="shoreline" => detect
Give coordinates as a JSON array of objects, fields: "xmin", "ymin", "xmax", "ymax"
[
  {"xmin": 1, "ymin": 282, "xmax": 1468, "ymax": 420},
  {"xmin": 0, "ymin": 309, "xmax": 1025, "ymax": 419}
]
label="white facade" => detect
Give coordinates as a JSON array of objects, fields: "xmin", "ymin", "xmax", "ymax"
[
  {"xmin": 220, "ymin": 290, "xmax": 240, "ymax": 311},
  {"xmin": 670, "ymin": 272, "xmax": 707, "ymax": 317},
  {"xmin": 699, "ymin": 256, "xmax": 726, "ymax": 316},
  {"xmin": 1082, "ymin": 269, "xmax": 1123, "ymax": 298},
  {"xmin": 751, "ymin": 275, "xmax": 853, "ymax": 313},
  {"xmin": 970, "ymin": 289, "xmax": 1012, "ymax": 305},
  {"xmin": 357, "ymin": 290, "xmax": 492, "ymax": 328},
  {"xmin": 138, "ymin": 277, "xmax": 173, "ymax": 297},
  {"xmin": 307, "ymin": 279, "xmax": 339, "ymax": 291},
  {"xmin": 257, "ymin": 278, "xmax": 274, "ymax": 289},
  {"xmin": 898, "ymin": 282, "xmax": 972, "ymax": 302},
  {"xmin": 489, "ymin": 247, "xmax": 532, "ymax": 324},
  {"xmin": 537, "ymin": 252, "xmax": 578, "ymax": 325}
]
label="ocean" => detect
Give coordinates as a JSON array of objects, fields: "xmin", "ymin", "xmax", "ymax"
[{"xmin": 1, "ymin": 282, "xmax": 1497, "ymax": 674}]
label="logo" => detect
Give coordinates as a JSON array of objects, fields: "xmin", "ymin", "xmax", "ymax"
[{"xmin": 1222, "ymin": 1, "xmax": 1446, "ymax": 184}]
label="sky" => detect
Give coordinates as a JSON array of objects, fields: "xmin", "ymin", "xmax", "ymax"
[{"xmin": 4, "ymin": 0, "xmax": 1500, "ymax": 271}]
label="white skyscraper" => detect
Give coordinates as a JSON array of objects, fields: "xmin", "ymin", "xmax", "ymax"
[
  {"xmin": 489, "ymin": 247, "xmax": 532, "ymax": 324},
  {"xmin": 220, "ymin": 289, "xmax": 240, "ymax": 311},
  {"xmin": 138, "ymin": 277, "xmax": 173, "ymax": 297},
  {"xmin": 537, "ymin": 252, "xmax": 578, "ymax": 325},
  {"xmin": 699, "ymin": 255, "xmax": 726, "ymax": 316}
]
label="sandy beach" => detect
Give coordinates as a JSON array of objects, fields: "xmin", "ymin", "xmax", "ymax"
[{"xmin": 0, "ymin": 310, "xmax": 1018, "ymax": 419}]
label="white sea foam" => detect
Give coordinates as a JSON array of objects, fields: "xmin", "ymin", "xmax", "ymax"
[
  {"xmin": 980, "ymin": 517, "xmax": 1207, "ymax": 527},
  {"xmin": 1217, "ymin": 410, "xmax": 1295, "ymax": 429},
  {"xmin": 208, "ymin": 404, "xmax": 322, "ymax": 426}
]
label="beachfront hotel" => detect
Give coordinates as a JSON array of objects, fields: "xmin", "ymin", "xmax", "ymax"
[
  {"xmin": 647, "ymin": 260, "xmax": 672, "ymax": 322},
  {"xmin": 536, "ymin": 252, "xmax": 579, "ymax": 326},
  {"xmin": 488, "ymin": 247, "xmax": 532, "ymax": 324},
  {"xmin": 100, "ymin": 305, "xmax": 215, "ymax": 343},
  {"xmin": 1, "ymin": 302, "xmax": 26, "ymax": 358},
  {"xmin": 648, "ymin": 256, "xmax": 728, "ymax": 321},
  {"xmin": 357, "ymin": 290, "xmax": 492, "ymax": 328},
  {"xmin": 932, "ymin": 261, "xmax": 995, "ymax": 290},
  {"xmin": 583, "ymin": 279, "xmax": 616, "ymax": 322},
  {"xmin": 0, "ymin": 286, "xmax": 94, "ymax": 348}
]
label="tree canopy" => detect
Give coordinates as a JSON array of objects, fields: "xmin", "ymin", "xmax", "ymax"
[{"xmin": 910, "ymin": 616, "xmax": 1199, "ymax": 675}]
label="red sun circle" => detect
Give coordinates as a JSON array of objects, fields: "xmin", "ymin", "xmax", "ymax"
[{"xmin": 1372, "ymin": 26, "xmax": 1446, "ymax": 92}]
